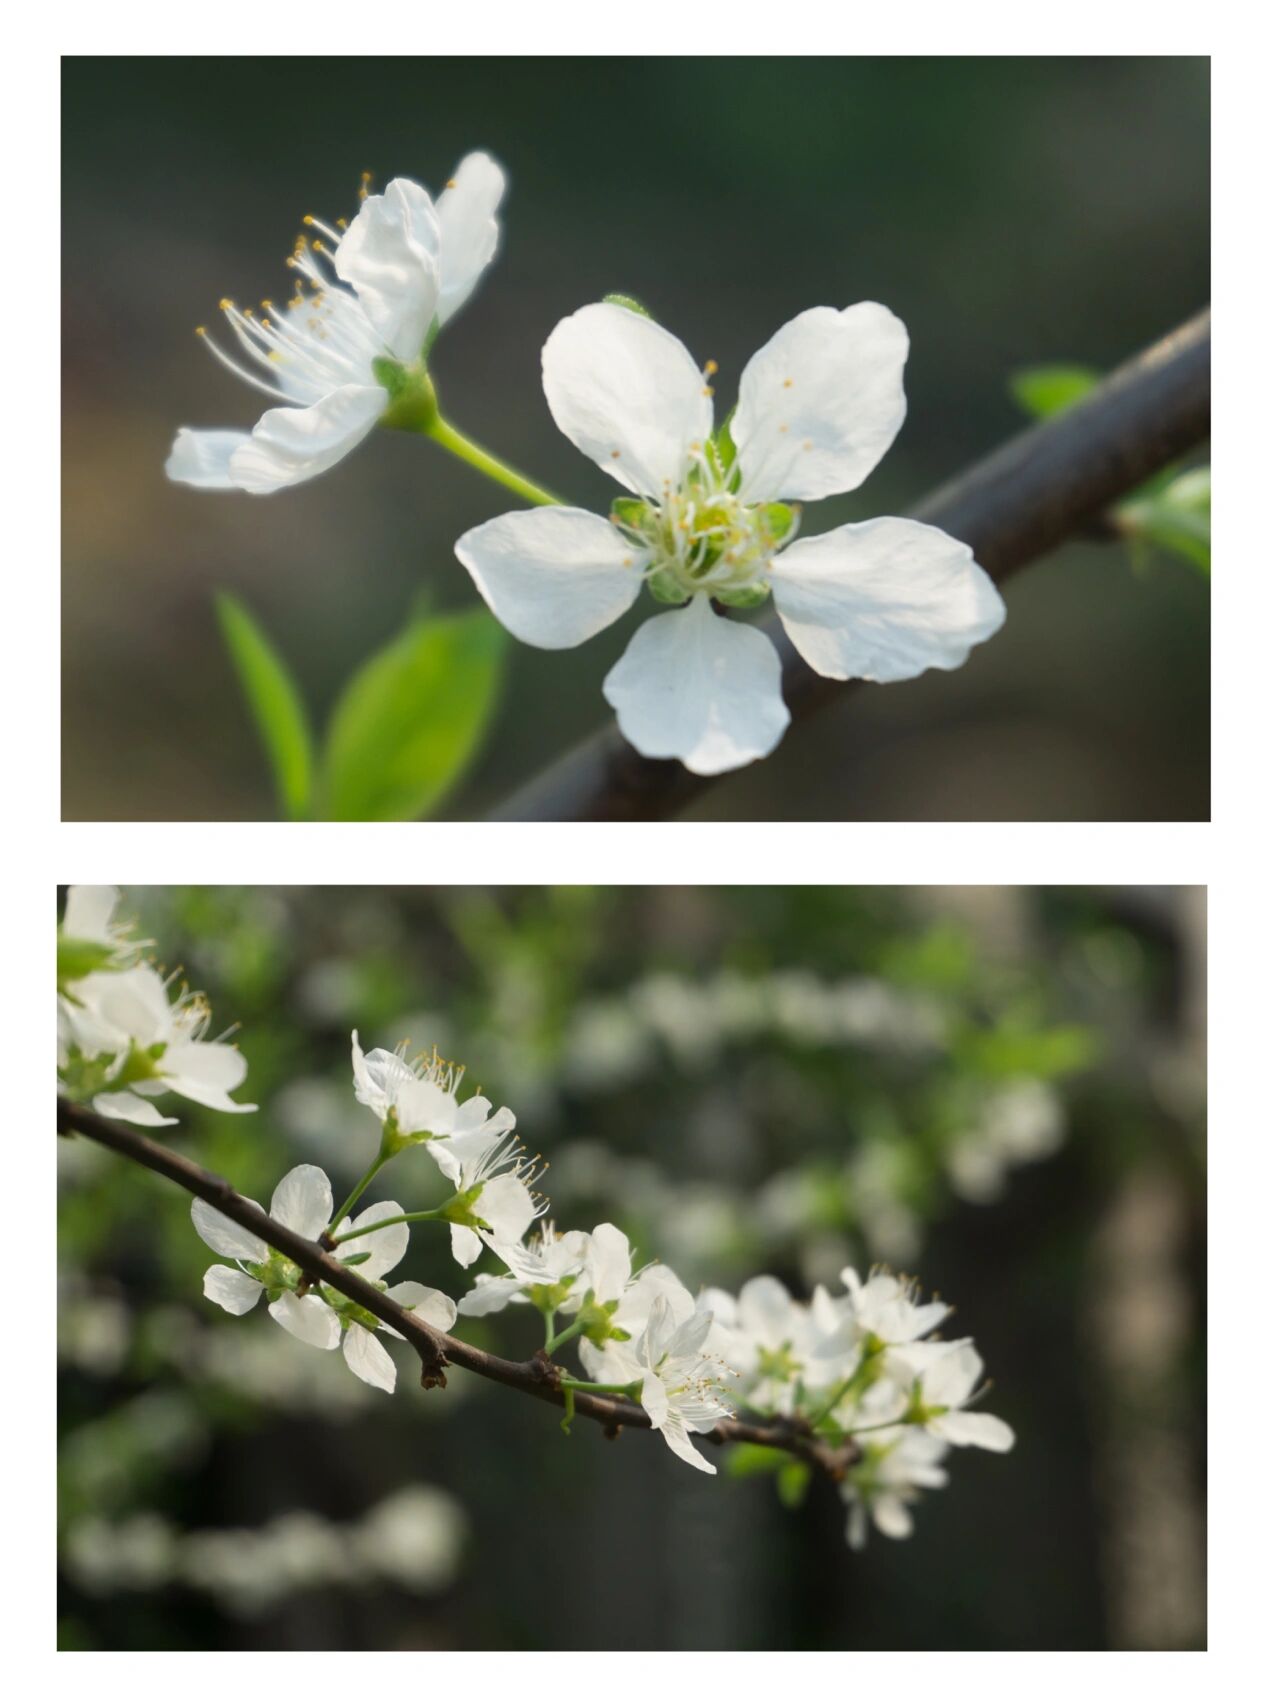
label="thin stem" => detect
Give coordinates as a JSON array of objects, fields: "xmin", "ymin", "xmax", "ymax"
[
  {"xmin": 546, "ymin": 1318, "xmax": 588, "ymax": 1355},
  {"xmin": 330, "ymin": 1206, "xmax": 447, "ymax": 1244},
  {"xmin": 848, "ymin": 1413, "xmax": 914, "ymax": 1436},
  {"xmin": 327, "ymin": 1154, "xmax": 390, "ymax": 1238},
  {"xmin": 426, "ymin": 414, "xmax": 563, "ymax": 508},
  {"xmin": 559, "ymin": 1377, "xmax": 643, "ymax": 1399}
]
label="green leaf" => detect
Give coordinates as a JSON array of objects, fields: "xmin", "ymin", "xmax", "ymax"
[
  {"xmin": 215, "ymin": 593, "xmax": 315, "ymax": 821},
  {"xmin": 725, "ymin": 1442, "xmax": 791, "ymax": 1479},
  {"xmin": 1009, "ymin": 364, "xmax": 1100, "ymax": 420},
  {"xmin": 1116, "ymin": 466, "xmax": 1211, "ymax": 574},
  {"xmin": 321, "ymin": 607, "xmax": 506, "ymax": 821},
  {"xmin": 777, "ymin": 1461, "xmax": 812, "ymax": 1509}
]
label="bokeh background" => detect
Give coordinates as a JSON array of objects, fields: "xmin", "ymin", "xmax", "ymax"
[
  {"xmin": 61, "ymin": 57, "xmax": 1210, "ymax": 821},
  {"xmin": 58, "ymin": 886, "xmax": 1207, "ymax": 1649}
]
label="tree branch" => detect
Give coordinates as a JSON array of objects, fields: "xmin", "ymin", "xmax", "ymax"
[
  {"xmin": 489, "ymin": 308, "xmax": 1210, "ymax": 822},
  {"xmin": 57, "ymin": 1097, "xmax": 858, "ymax": 1478}
]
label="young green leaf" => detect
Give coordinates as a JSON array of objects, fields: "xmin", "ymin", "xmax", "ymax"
[
  {"xmin": 321, "ymin": 607, "xmax": 506, "ymax": 821},
  {"xmin": 725, "ymin": 1442, "xmax": 791, "ymax": 1478},
  {"xmin": 215, "ymin": 592, "xmax": 315, "ymax": 821},
  {"xmin": 1009, "ymin": 364, "xmax": 1100, "ymax": 420},
  {"xmin": 1116, "ymin": 465, "xmax": 1211, "ymax": 574}
]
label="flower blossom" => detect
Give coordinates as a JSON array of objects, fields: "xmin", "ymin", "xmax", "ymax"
[
  {"xmin": 58, "ymin": 960, "xmax": 255, "ymax": 1127},
  {"xmin": 192, "ymin": 1163, "xmax": 455, "ymax": 1393},
  {"xmin": 700, "ymin": 1274, "xmax": 838, "ymax": 1415},
  {"xmin": 166, "ymin": 155, "xmax": 504, "ymax": 495},
  {"xmin": 611, "ymin": 1295, "xmax": 734, "ymax": 1475},
  {"xmin": 841, "ymin": 1431, "xmax": 951, "ymax": 1548},
  {"xmin": 456, "ymin": 1221, "xmax": 592, "ymax": 1318},
  {"xmin": 456, "ymin": 300, "xmax": 1005, "ymax": 774}
]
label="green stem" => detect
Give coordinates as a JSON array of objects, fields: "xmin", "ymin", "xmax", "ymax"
[
  {"xmin": 542, "ymin": 1309, "xmax": 557, "ymax": 1354},
  {"xmin": 559, "ymin": 1378, "xmax": 643, "ymax": 1399},
  {"xmin": 848, "ymin": 1413, "xmax": 914, "ymax": 1436},
  {"xmin": 327, "ymin": 1155, "xmax": 390, "ymax": 1238},
  {"xmin": 546, "ymin": 1318, "xmax": 588, "ymax": 1355},
  {"xmin": 330, "ymin": 1207, "xmax": 447, "ymax": 1245},
  {"xmin": 425, "ymin": 414, "xmax": 563, "ymax": 507}
]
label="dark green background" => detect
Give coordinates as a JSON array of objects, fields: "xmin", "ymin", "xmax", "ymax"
[{"xmin": 61, "ymin": 57, "xmax": 1209, "ymax": 820}]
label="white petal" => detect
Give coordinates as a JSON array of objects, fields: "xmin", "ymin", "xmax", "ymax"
[
  {"xmin": 81, "ymin": 964, "xmax": 174, "ymax": 1046},
  {"xmin": 455, "ymin": 1274, "xmax": 524, "ymax": 1317},
  {"xmin": 227, "ymin": 386, "xmax": 386, "ymax": 495},
  {"xmin": 873, "ymin": 1493, "xmax": 914, "ymax": 1539},
  {"xmin": 738, "ymin": 1275, "xmax": 796, "ymax": 1342},
  {"xmin": 202, "ymin": 1264, "xmax": 263, "ymax": 1316},
  {"xmin": 385, "ymin": 1282, "xmax": 458, "ymax": 1333},
  {"xmin": 474, "ymin": 1174, "xmax": 536, "ymax": 1246},
  {"xmin": 455, "ymin": 507, "xmax": 644, "ymax": 649},
  {"xmin": 62, "ymin": 885, "xmax": 120, "ymax": 941},
  {"xmin": 658, "ymin": 1414, "xmax": 717, "ymax": 1474},
  {"xmin": 934, "ymin": 1410, "xmax": 1015, "ymax": 1452},
  {"xmin": 334, "ymin": 177, "xmax": 441, "ymax": 361},
  {"xmin": 771, "ymin": 518, "xmax": 1005, "ymax": 682},
  {"xmin": 584, "ymin": 1223, "xmax": 633, "ymax": 1303},
  {"xmin": 269, "ymin": 1165, "xmax": 333, "ymax": 1240},
  {"xmin": 734, "ymin": 304, "xmax": 908, "ymax": 503},
  {"xmin": 541, "ymin": 302, "xmax": 712, "ymax": 498},
  {"xmin": 268, "ymin": 1291, "xmax": 340, "ymax": 1351},
  {"xmin": 93, "ymin": 1090, "xmax": 177, "ymax": 1128},
  {"xmin": 603, "ymin": 596, "xmax": 790, "ymax": 775},
  {"xmin": 436, "ymin": 151, "xmax": 506, "ymax": 326},
  {"xmin": 165, "ymin": 428, "xmax": 252, "ymax": 490},
  {"xmin": 342, "ymin": 1323, "xmax": 398, "ymax": 1393},
  {"xmin": 160, "ymin": 1041, "xmax": 255, "ymax": 1113},
  {"xmin": 191, "ymin": 1196, "xmax": 268, "ymax": 1262},
  {"xmin": 449, "ymin": 1223, "xmax": 484, "ymax": 1267},
  {"xmin": 340, "ymin": 1201, "xmax": 409, "ymax": 1280}
]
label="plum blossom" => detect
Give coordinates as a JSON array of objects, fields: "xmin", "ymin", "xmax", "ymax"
[
  {"xmin": 841, "ymin": 1432, "xmax": 951, "ymax": 1548},
  {"xmin": 456, "ymin": 1220, "xmax": 591, "ymax": 1318},
  {"xmin": 166, "ymin": 155, "xmax": 505, "ymax": 495},
  {"xmin": 700, "ymin": 1274, "xmax": 837, "ymax": 1415},
  {"xmin": 456, "ymin": 300, "xmax": 1005, "ymax": 774},
  {"xmin": 612, "ymin": 1296, "xmax": 734, "ymax": 1475},
  {"xmin": 58, "ymin": 961, "xmax": 255, "ymax": 1127},
  {"xmin": 192, "ymin": 1164, "xmax": 455, "ymax": 1393},
  {"xmin": 351, "ymin": 1030, "xmax": 474, "ymax": 1142},
  {"xmin": 886, "ymin": 1338, "xmax": 1015, "ymax": 1451},
  {"xmin": 571, "ymin": 1224, "xmax": 693, "ymax": 1379}
]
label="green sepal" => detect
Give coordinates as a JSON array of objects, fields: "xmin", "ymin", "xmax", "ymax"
[
  {"xmin": 375, "ymin": 362, "xmax": 438, "ymax": 432},
  {"xmin": 647, "ymin": 570, "xmax": 690, "ymax": 606},
  {"xmin": 602, "ymin": 293, "xmax": 651, "ymax": 318},
  {"xmin": 714, "ymin": 581, "xmax": 770, "ymax": 609},
  {"xmin": 758, "ymin": 501, "xmax": 797, "ymax": 544},
  {"xmin": 439, "ymin": 1183, "xmax": 487, "ymax": 1228},
  {"xmin": 714, "ymin": 413, "xmax": 738, "ymax": 483},
  {"xmin": 57, "ymin": 937, "xmax": 120, "ymax": 990},
  {"xmin": 611, "ymin": 497, "xmax": 651, "ymax": 531}
]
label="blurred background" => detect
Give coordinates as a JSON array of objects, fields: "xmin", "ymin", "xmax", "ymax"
[
  {"xmin": 61, "ymin": 57, "xmax": 1210, "ymax": 821},
  {"xmin": 57, "ymin": 885, "xmax": 1207, "ymax": 1649}
]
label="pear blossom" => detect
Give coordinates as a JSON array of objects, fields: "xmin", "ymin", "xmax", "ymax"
[
  {"xmin": 192, "ymin": 1164, "xmax": 456, "ymax": 1393},
  {"xmin": 612, "ymin": 1296, "xmax": 734, "ymax": 1475},
  {"xmin": 166, "ymin": 155, "xmax": 505, "ymax": 496},
  {"xmin": 58, "ymin": 962, "xmax": 255, "ymax": 1127},
  {"xmin": 456, "ymin": 300, "xmax": 1005, "ymax": 774}
]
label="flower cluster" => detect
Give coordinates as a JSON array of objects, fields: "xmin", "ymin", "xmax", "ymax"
[
  {"xmin": 58, "ymin": 893, "xmax": 1015, "ymax": 1548},
  {"xmin": 166, "ymin": 152, "xmax": 1006, "ymax": 777},
  {"xmin": 57, "ymin": 886, "xmax": 255, "ymax": 1126}
]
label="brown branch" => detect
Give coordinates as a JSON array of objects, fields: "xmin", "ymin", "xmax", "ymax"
[
  {"xmin": 57, "ymin": 1097, "xmax": 858, "ymax": 1478},
  {"xmin": 489, "ymin": 308, "xmax": 1210, "ymax": 821}
]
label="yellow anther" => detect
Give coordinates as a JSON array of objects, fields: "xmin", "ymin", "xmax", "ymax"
[
  {"xmin": 623, "ymin": 556, "xmax": 633, "ymax": 567},
  {"xmin": 778, "ymin": 423, "xmax": 790, "ymax": 433},
  {"xmin": 610, "ymin": 449, "xmax": 621, "ymax": 459},
  {"xmin": 703, "ymin": 359, "xmax": 719, "ymax": 376},
  {"xmin": 446, "ymin": 177, "xmax": 458, "ymax": 189},
  {"xmin": 337, "ymin": 216, "xmax": 348, "ymax": 229},
  {"xmin": 261, "ymin": 299, "xmax": 273, "ymax": 309},
  {"xmin": 312, "ymin": 239, "xmax": 324, "ymax": 252},
  {"xmin": 803, "ymin": 439, "xmax": 813, "ymax": 450},
  {"xmin": 194, "ymin": 325, "xmax": 207, "ymax": 336},
  {"xmin": 302, "ymin": 214, "xmax": 315, "ymax": 226},
  {"xmin": 783, "ymin": 377, "xmax": 793, "ymax": 387},
  {"xmin": 702, "ymin": 385, "xmax": 714, "ymax": 397},
  {"xmin": 219, "ymin": 297, "xmax": 234, "ymax": 310}
]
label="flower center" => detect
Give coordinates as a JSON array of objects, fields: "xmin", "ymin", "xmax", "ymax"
[{"xmin": 612, "ymin": 447, "xmax": 798, "ymax": 609}]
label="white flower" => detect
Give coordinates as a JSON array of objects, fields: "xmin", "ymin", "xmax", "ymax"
[
  {"xmin": 572, "ymin": 1223, "xmax": 693, "ymax": 1379},
  {"xmin": 829, "ymin": 1265, "xmax": 951, "ymax": 1350},
  {"xmin": 166, "ymin": 155, "xmax": 505, "ymax": 495},
  {"xmin": 614, "ymin": 1296, "xmax": 734, "ymax": 1475},
  {"xmin": 456, "ymin": 300, "xmax": 1005, "ymax": 774},
  {"xmin": 58, "ymin": 962, "xmax": 255, "ymax": 1126},
  {"xmin": 192, "ymin": 1163, "xmax": 456, "ymax": 1394},
  {"xmin": 888, "ymin": 1339, "xmax": 1016, "ymax": 1451},
  {"xmin": 457, "ymin": 1221, "xmax": 591, "ymax": 1317},
  {"xmin": 351, "ymin": 1030, "xmax": 471, "ymax": 1140},
  {"xmin": 841, "ymin": 1431, "xmax": 951, "ymax": 1548},
  {"xmin": 700, "ymin": 1275, "xmax": 835, "ymax": 1415},
  {"xmin": 425, "ymin": 1110, "xmax": 545, "ymax": 1269}
]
